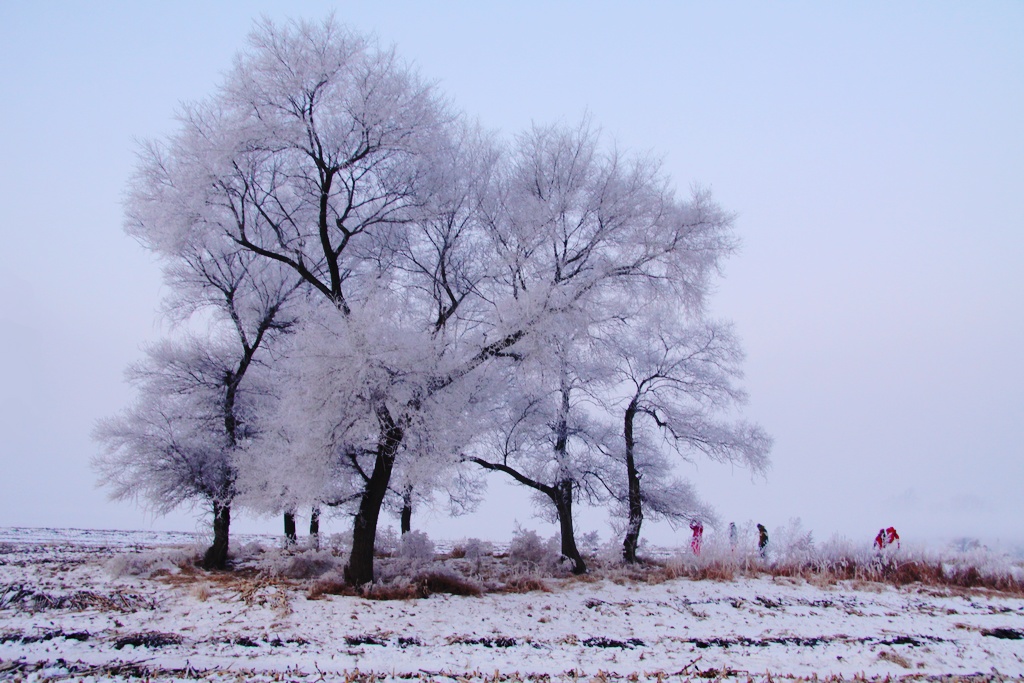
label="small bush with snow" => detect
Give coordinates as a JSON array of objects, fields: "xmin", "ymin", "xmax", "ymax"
[
  {"xmin": 230, "ymin": 541, "xmax": 267, "ymax": 563},
  {"xmin": 508, "ymin": 526, "xmax": 560, "ymax": 571},
  {"xmin": 259, "ymin": 549, "xmax": 339, "ymax": 579},
  {"xmin": 105, "ymin": 547, "xmax": 197, "ymax": 578},
  {"xmin": 771, "ymin": 518, "xmax": 816, "ymax": 565},
  {"xmin": 462, "ymin": 538, "xmax": 493, "ymax": 561},
  {"xmin": 325, "ymin": 532, "xmax": 352, "ymax": 556},
  {"xmin": 397, "ymin": 530, "xmax": 436, "ymax": 562},
  {"xmin": 375, "ymin": 527, "xmax": 399, "ymax": 557}
]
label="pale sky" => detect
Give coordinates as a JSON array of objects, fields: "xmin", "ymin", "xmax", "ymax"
[{"xmin": 1, "ymin": 2, "xmax": 1021, "ymax": 551}]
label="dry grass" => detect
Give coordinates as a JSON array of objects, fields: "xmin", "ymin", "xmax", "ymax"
[
  {"xmin": 189, "ymin": 584, "xmax": 211, "ymax": 602},
  {"xmin": 7, "ymin": 658, "xmax": 1007, "ymax": 682},
  {"xmin": 306, "ymin": 577, "xmax": 356, "ymax": 600},
  {"xmin": 650, "ymin": 558, "xmax": 738, "ymax": 583},
  {"xmin": 0, "ymin": 585, "xmax": 158, "ymax": 613},
  {"xmin": 414, "ymin": 571, "xmax": 483, "ymax": 597},
  {"xmin": 140, "ymin": 537, "xmax": 1024, "ymax": 602},
  {"xmin": 792, "ymin": 556, "xmax": 1024, "ymax": 595},
  {"xmin": 308, "ymin": 570, "xmax": 482, "ymax": 601},
  {"xmin": 497, "ymin": 576, "xmax": 551, "ymax": 594},
  {"xmin": 362, "ymin": 581, "xmax": 420, "ymax": 600},
  {"xmin": 572, "ymin": 549, "xmax": 1024, "ymax": 597},
  {"xmin": 877, "ymin": 649, "xmax": 913, "ymax": 669}
]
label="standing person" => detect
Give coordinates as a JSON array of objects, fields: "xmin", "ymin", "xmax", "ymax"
[
  {"xmin": 874, "ymin": 528, "xmax": 887, "ymax": 550},
  {"xmin": 690, "ymin": 520, "xmax": 704, "ymax": 556},
  {"xmin": 757, "ymin": 523, "xmax": 769, "ymax": 558},
  {"xmin": 729, "ymin": 522, "xmax": 738, "ymax": 552},
  {"xmin": 885, "ymin": 526, "xmax": 900, "ymax": 549}
]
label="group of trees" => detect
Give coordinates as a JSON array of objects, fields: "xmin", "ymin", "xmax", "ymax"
[{"xmin": 94, "ymin": 17, "xmax": 770, "ymax": 583}]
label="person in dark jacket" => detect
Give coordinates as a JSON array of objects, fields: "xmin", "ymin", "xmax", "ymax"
[{"xmin": 757, "ymin": 523, "xmax": 768, "ymax": 558}]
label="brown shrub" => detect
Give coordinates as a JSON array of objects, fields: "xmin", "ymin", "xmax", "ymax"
[
  {"xmin": 498, "ymin": 576, "xmax": 551, "ymax": 594},
  {"xmin": 566, "ymin": 571, "xmax": 600, "ymax": 584},
  {"xmin": 308, "ymin": 569, "xmax": 482, "ymax": 601},
  {"xmin": 946, "ymin": 565, "xmax": 984, "ymax": 588},
  {"xmin": 989, "ymin": 575, "xmax": 1024, "ymax": 594},
  {"xmin": 649, "ymin": 560, "xmax": 685, "ymax": 583},
  {"xmin": 818, "ymin": 556, "xmax": 858, "ymax": 582},
  {"xmin": 414, "ymin": 571, "xmax": 483, "ymax": 597},
  {"xmin": 944, "ymin": 566, "xmax": 1024, "ymax": 594},
  {"xmin": 363, "ymin": 582, "xmax": 419, "ymax": 601},
  {"xmin": 887, "ymin": 560, "xmax": 943, "ymax": 586},
  {"xmin": 306, "ymin": 578, "xmax": 356, "ymax": 600},
  {"xmin": 762, "ymin": 562, "xmax": 813, "ymax": 582},
  {"xmin": 877, "ymin": 650, "xmax": 912, "ymax": 669},
  {"xmin": 695, "ymin": 562, "xmax": 735, "ymax": 582}
]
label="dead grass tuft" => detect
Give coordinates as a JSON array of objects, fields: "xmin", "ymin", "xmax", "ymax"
[
  {"xmin": 636, "ymin": 558, "xmax": 740, "ymax": 585},
  {"xmin": 498, "ymin": 576, "xmax": 551, "ymax": 594},
  {"xmin": 689, "ymin": 560, "xmax": 737, "ymax": 582},
  {"xmin": 306, "ymin": 578, "xmax": 357, "ymax": 600},
  {"xmin": 567, "ymin": 571, "xmax": 600, "ymax": 583},
  {"xmin": 413, "ymin": 571, "xmax": 483, "ymax": 597},
  {"xmin": 877, "ymin": 650, "xmax": 912, "ymax": 669},
  {"xmin": 189, "ymin": 584, "xmax": 211, "ymax": 602},
  {"xmin": 272, "ymin": 553, "xmax": 338, "ymax": 580},
  {"xmin": 362, "ymin": 582, "xmax": 419, "ymax": 601},
  {"xmin": 308, "ymin": 570, "xmax": 484, "ymax": 601}
]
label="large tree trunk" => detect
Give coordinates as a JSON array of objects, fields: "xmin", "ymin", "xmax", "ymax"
[
  {"xmin": 309, "ymin": 506, "xmax": 321, "ymax": 549},
  {"xmin": 553, "ymin": 480, "xmax": 587, "ymax": 575},
  {"xmin": 623, "ymin": 399, "xmax": 643, "ymax": 563},
  {"xmin": 344, "ymin": 409, "xmax": 403, "ymax": 585},
  {"xmin": 400, "ymin": 485, "xmax": 413, "ymax": 535},
  {"xmin": 549, "ymin": 374, "xmax": 586, "ymax": 574},
  {"xmin": 283, "ymin": 510, "xmax": 297, "ymax": 546},
  {"xmin": 202, "ymin": 501, "xmax": 231, "ymax": 570}
]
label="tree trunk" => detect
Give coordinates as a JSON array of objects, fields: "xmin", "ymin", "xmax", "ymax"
[
  {"xmin": 202, "ymin": 501, "xmax": 231, "ymax": 570},
  {"xmin": 553, "ymin": 480, "xmax": 587, "ymax": 575},
  {"xmin": 344, "ymin": 411, "xmax": 403, "ymax": 585},
  {"xmin": 284, "ymin": 510, "xmax": 297, "ymax": 546},
  {"xmin": 548, "ymin": 373, "xmax": 586, "ymax": 574},
  {"xmin": 400, "ymin": 485, "xmax": 413, "ymax": 535},
  {"xmin": 623, "ymin": 399, "xmax": 643, "ymax": 563},
  {"xmin": 309, "ymin": 506, "xmax": 321, "ymax": 549}
]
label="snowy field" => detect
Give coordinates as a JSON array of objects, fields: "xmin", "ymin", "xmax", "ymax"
[{"xmin": 2, "ymin": 528, "xmax": 1023, "ymax": 681}]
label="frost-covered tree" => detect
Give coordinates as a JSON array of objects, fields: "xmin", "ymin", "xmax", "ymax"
[
  {"xmin": 468, "ymin": 122, "xmax": 742, "ymax": 573},
  {"xmin": 92, "ymin": 253, "xmax": 295, "ymax": 569},
  {"xmin": 120, "ymin": 18, "xmax": 458, "ymax": 583},
  {"xmin": 94, "ymin": 341, "xmax": 244, "ymax": 569},
  {"xmin": 607, "ymin": 309, "xmax": 772, "ymax": 563},
  {"xmin": 96, "ymin": 136, "xmax": 299, "ymax": 568},
  {"xmin": 470, "ymin": 336, "xmax": 612, "ymax": 574}
]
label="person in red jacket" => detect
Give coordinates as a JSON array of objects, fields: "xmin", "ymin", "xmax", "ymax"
[
  {"xmin": 690, "ymin": 520, "xmax": 704, "ymax": 556},
  {"xmin": 885, "ymin": 526, "xmax": 900, "ymax": 549},
  {"xmin": 874, "ymin": 528, "xmax": 887, "ymax": 550}
]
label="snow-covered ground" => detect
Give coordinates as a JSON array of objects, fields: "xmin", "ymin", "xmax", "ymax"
[{"xmin": 2, "ymin": 528, "xmax": 1023, "ymax": 681}]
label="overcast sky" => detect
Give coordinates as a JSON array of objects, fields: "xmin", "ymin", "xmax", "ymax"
[{"xmin": 1, "ymin": 2, "xmax": 1021, "ymax": 551}]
